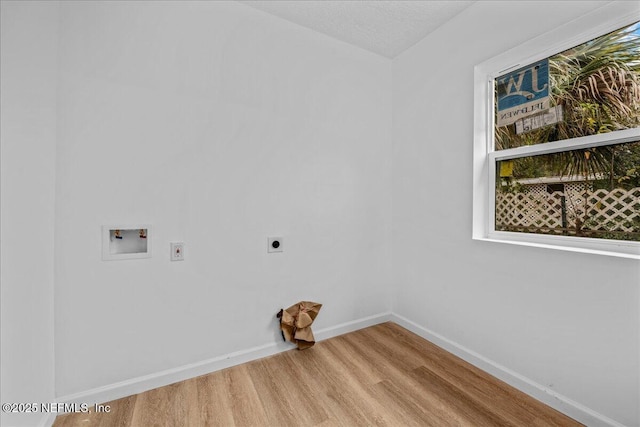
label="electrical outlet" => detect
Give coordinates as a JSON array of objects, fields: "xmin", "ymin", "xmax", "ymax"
[
  {"xmin": 170, "ymin": 242, "xmax": 184, "ymax": 261},
  {"xmin": 268, "ymin": 237, "xmax": 283, "ymax": 253}
]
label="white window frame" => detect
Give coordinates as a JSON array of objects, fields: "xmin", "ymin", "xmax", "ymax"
[{"xmin": 473, "ymin": 2, "xmax": 640, "ymax": 260}]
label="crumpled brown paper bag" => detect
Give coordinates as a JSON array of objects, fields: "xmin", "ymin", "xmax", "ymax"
[{"xmin": 277, "ymin": 301, "xmax": 322, "ymax": 350}]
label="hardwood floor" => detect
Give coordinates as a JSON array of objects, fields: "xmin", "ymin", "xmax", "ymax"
[{"xmin": 53, "ymin": 322, "xmax": 582, "ymax": 426}]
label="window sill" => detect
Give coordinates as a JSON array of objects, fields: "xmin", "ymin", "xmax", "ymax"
[{"xmin": 475, "ymin": 232, "xmax": 640, "ymax": 260}]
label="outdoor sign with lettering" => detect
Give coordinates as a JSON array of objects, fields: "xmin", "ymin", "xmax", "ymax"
[
  {"xmin": 496, "ymin": 59, "xmax": 550, "ymax": 127},
  {"xmin": 515, "ymin": 105, "xmax": 563, "ymax": 135}
]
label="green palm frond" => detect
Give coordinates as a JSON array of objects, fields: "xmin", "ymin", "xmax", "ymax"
[
  {"xmin": 496, "ymin": 23, "xmax": 639, "ymax": 178},
  {"xmin": 549, "ymin": 24, "xmax": 640, "ymax": 142}
]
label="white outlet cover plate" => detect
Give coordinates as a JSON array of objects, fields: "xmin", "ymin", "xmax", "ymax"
[
  {"xmin": 170, "ymin": 242, "xmax": 184, "ymax": 261},
  {"xmin": 268, "ymin": 237, "xmax": 283, "ymax": 253}
]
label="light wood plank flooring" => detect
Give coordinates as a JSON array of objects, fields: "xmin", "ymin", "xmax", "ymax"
[{"xmin": 54, "ymin": 322, "xmax": 582, "ymax": 426}]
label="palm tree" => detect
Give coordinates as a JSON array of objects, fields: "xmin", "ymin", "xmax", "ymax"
[
  {"xmin": 495, "ymin": 22, "xmax": 640, "ymax": 237},
  {"xmin": 551, "ymin": 23, "xmax": 640, "ymax": 141},
  {"xmin": 495, "ymin": 22, "xmax": 640, "ymax": 151},
  {"xmin": 550, "ymin": 24, "xmax": 639, "ymax": 235}
]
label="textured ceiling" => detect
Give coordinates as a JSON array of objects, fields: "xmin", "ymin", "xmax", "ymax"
[{"xmin": 240, "ymin": 1, "xmax": 476, "ymax": 58}]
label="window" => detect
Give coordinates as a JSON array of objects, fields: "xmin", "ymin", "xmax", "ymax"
[{"xmin": 473, "ymin": 3, "xmax": 640, "ymax": 258}]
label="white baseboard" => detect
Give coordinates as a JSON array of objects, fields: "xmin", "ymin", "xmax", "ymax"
[
  {"xmin": 56, "ymin": 312, "xmax": 392, "ymax": 410},
  {"xmin": 315, "ymin": 311, "xmax": 392, "ymax": 341},
  {"xmin": 389, "ymin": 313, "xmax": 626, "ymax": 427},
  {"xmin": 55, "ymin": 311, "xmax": 622, "ymax": 427}
]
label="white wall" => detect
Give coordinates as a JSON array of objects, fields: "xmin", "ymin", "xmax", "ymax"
[
  {"xmin": 54, "ymin": 1, "xmax": 392, "ymax": 397},
  {"xmin": 392, "ymin": 2, "xmax": 639, "ymax": 426},
  {"xmin": 0, "ymin": 1, "xmax": 58, "ymax": 426},
  {"xmin": 4, "ymin": 1, "xmax": 638, "ymax": 425}
]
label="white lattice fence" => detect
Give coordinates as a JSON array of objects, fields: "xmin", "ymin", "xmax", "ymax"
[
  {"xmin": 496, "ymin": 187, "xmax": 640, "ymax": 235},
  {"xmin": 586, "ymin": 188, "xmax": 640, "ymax": 232},
  {"xmin": 495, "ymin": 191, "xmax": 563, "ymax": 229}
]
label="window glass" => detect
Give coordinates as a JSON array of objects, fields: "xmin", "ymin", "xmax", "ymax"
[
  {"xmin": 495, "ymin": 22, "xmax": 640, "ymax": 150},
  {"xmin": 495, "ymin": 140, "xmax": 640, "ymax": 241}
]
